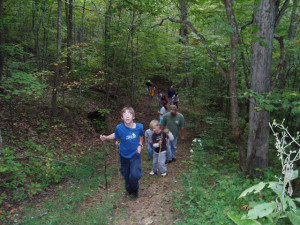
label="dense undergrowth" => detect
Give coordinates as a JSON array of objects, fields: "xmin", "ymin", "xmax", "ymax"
[{"xmin": 171, "ymin": 114, "xmax": 298, "ymax": 225}]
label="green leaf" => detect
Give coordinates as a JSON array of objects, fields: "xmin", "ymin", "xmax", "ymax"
[
  {"xmin": 287, "ymin": 210, "xmax": 300, "ymax": 225},
  {"xmin": 269, "ymin": 182, "xmax": 283, "ymax": 196},
  {"xmin": 291, "ymin": 170, "xmax": 298, "ymax": 181},
  {"xmin": 294, "ymin": 198, "xmax": 300, "ymax": 203},
  {"xmin": 227, "ymin": 212, "xmax": 262, "ymax": 225},
  {"xmin": 284, "ymin": 195, "xmax": 297, "ymax": 211},
  {"xmin": 243, "ymin": 202, "xmax": 277, "ymax": 219},
  {"xmin": 239, "ymin": 182, "xmax": 266, "ymax": 198}
]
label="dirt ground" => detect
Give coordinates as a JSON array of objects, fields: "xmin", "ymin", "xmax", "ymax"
[
  {"xmin": 109, "ymin": 95, "xmax": 193, "ymax": 225},
  {"xmin": 6, "ymin": 86, "xmax": 194, "ymax": 225}
]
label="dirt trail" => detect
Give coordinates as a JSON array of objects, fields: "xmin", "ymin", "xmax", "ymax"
[
  {"xmin": 112, "ymin": 141, "xmax": 191, "ymax": 225},
  {"xmin": 110, "ymin": 94, "xmax": 192, "ymax": 225}
]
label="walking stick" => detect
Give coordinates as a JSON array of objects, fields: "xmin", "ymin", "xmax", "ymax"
[
  {"xmin": 157, "ymin": 132, "xmax": 163, "ymax": 174},
  {"xmin": 115, "ymin": 141, "xmax": 121, "ymax": 187}
]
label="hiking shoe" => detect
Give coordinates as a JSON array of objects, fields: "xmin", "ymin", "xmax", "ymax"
[
  {"xmin": 149, "ymin": 171, "xmax": 156, "ymax": 175},
  {"xmin": 130, "ymin": 190, "xmax": 138, "ymax": 199},
  {"xmin": 161, "ymin": 173, "xmax": 167, "ymax": 176}
]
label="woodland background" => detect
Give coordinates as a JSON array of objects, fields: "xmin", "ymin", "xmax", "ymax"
[{"xmin": 0, "ymin": 0, "xmax": 299, "ymax": 224}]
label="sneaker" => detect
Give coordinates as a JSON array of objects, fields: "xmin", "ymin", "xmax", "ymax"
[
  {"xmin": 172, "ymin": 158, "xmax": 176, "ymax": 162},
  {"xmin": 130, "ymin": 190, "xmax": 138, "ymax": 199},
  {"xmin": 161, "ymin": 173, "xmax": 167, "ymax": 176},
  {"xmin": 149, "ymin": 171, "xmax": 155, "ymax": 175}
]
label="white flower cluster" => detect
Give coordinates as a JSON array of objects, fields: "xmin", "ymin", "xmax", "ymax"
[{"xmin": 190, "ymin": 138, "xmax": 203, "ymax": 157}]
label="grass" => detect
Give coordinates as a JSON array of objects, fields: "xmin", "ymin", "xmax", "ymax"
[
  {"xmin": 171, "ymin": 134, "xmax": 290, "ymax": 225},
  {"xmin": 16, "ymin": 167, "xmax": 121, "ymax": 225}
]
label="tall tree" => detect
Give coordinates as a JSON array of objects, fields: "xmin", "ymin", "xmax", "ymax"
[
  {"xmin": 179, "ymin": 0, "xmax": 188, "ymax": 45},
  {"xmin": 224, "ymin": 0, "xmax": 246, "ymax": 170},
  {"xmin": 246, "ymin": 0, "xmax": 276, "ymax": 174},
  {"xmin": 65, "ymin": 0, "xmax": 73, "ymax": 71},
  {"xmin": 280, "ymin": 0, "xmax": 298, "ymax": 89},
  {"xmin": 52, "ymin": 0, "xmax": 62, "ymax": 117},
  {"xmin": 0, "ymin": 0, "xmax": 4, "ymax": 81}
]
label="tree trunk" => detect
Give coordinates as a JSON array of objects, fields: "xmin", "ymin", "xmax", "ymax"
[
  {"xmin": 79, "ymin": 0, "xmax": 86, "ymax": 101},
  {"xmin": 247, "ymin": 0, "xmax": 276, "ymax": 175},
  {"xmin": 179, "ymin": 0, "xmax": 188, "ymax": 45},
  {"xmin": 280, "ymin": 0, "xmax": 298, "ymax": 89},
  {"xmin": 104, "ymin": 0, "xmax": 112, "ymax": 106},
  {"xmin": 0, "ymin": 0, "xmax": 4, "ymax": 81},
  {"xmin": 41, "ymin": 2, "xmax": 48, "ymax": 71},
  {"xmin": 65, "ymin": 0, "xmax": 73, "ymax": 71},
  {"xmin": 130, "ymin": 10, "xmax": 136, "ymax": 107},
  {"xmin": 224, "ymin": 0, "xmax": 246, "ymax": 171},
  {"xmin": 52, "ymin": 0, "xmax": 62, "ymax": 117}
]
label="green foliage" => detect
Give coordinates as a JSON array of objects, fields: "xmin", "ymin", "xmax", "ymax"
[
  {"xmin": 243, "ymin": 89, "xmax": 300, "ymax": 115},
  {"xmin": 18, "ymin": 177, "xmax": 117, "ymax": 225},
  {"xmin": 0, "ymin": 142, "xmax": 74, "ymax": 203},
  {"xmin": 172, "ymin": 135, "xmax": 246, "ymax": 224},
  {"xmin": 0, "ymin": 71, "xmax": 46, "ymax": 100},
  {"xmin": 230, "ymin": 121, "xmax": 300, "ymax": 225}
]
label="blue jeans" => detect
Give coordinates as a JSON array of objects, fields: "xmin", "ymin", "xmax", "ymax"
[
  {"xmin": 167, "ymin": 137, "xmax": 178, "ymax": 161},
  {"xmin": 120, "ymin": 152, "xmax": 143, "ymax": 194},
  {"xmin": 152, "ymin": 151, "xmax": 167, "ymax": 174},
  {"xmin": 147, "ymin": 141, "xmax": 153, "ymax": 158}
]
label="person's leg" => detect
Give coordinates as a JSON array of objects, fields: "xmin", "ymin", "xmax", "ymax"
[
  {"xmin": 147, "ymin": 142, "xmax": 153, "ymax": 159},
  {"xmin": 120, "ymin": 156, "xmax": 131, "ymax": 193},
  {"xmin": 167, "ymin": 140, "xmax": 172, "ymax": 161},
  {"xmin": 129, "ymin": 153, "xmax": 143, "ymax": 196},
  {"xmin": 152, "ymin": 151, "xmax": 158, "ymax": 173},
  {"xmin": 158, "ymin": 151, "xmax": 167, "ymax": 174},
  {"xmin": 170, "ymin": 137, "xmax": 178, "ymax": 160}
]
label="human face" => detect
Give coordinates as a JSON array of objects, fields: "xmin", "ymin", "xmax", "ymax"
[
  {"xmin": 171, "ymin": 110, "xmax": 177, "ymax": 116},
  {"xmin": 122, "ymin": 110, "xmax": 134, "ymax": 124},
  {"xmin": 153, "ymin": 124, "xmax": 161, "ymax": 134}
]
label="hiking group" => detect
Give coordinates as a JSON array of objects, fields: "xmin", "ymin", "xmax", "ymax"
[{"xmin": 100, "ymin": 82, "xmax": 185, "ymax": 199}]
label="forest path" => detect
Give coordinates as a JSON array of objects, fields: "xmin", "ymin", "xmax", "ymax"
[{"xmin": 110, "ymin": 92, "xmax": 193, "ymax": 225}]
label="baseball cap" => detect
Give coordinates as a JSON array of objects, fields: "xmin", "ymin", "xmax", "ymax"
[{"xmin": 170, "ymin": 105, "xmax": 177, "ymax": 112}]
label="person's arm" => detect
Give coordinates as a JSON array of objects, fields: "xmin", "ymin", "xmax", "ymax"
[
  {"xmin": 180, "ymin": 127, "xmax": 185, "ymax": 140},
  {"xmin": 137, "ymin": 136, "xmax": 143, "ymax": 154},
  {"xmin": 164, "ymin": 129, "xmax": 174, "ymax": 141},
  {"xmin": 100, "ymin": 133, "xmax": 115, "ymax": 141}
]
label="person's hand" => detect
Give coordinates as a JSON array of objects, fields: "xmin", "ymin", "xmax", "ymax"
[
  {"xmin": 159, "ymin": 140, "xmax": 162, "ymax": 146},
  {"xmin": 137, "ymin": 145, "xmax": 142, "ymax": 154},
  {"xmin": 100, "ymin": 135, "xmax": 106, "ymax": 141},
  {"xmin": 163, "ymin": 129, "xmax": 169, "ymax": 133},
  {"xmin": 180, "ymin": 135, "xmax": 184, "ymax": 141}
]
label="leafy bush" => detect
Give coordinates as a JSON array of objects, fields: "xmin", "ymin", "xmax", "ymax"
[
  {"xmin": 0, "ymin": 71, "xmax": 46, "ymax": 101},
  {"xmin": 230, "ymin": 120, "xmax": 300, "ymax": 225},
  {"xmin": 0, "ymin": 143, "xmax": 74, "ymax": 204}
]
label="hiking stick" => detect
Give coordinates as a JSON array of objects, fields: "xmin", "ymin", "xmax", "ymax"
[
  {"xmin": 157, "ymin": 132, "xmax": 163, "ymax": 174},
  {"xmin": 101, "ymin": 141, "xmax": 109, "ymax": 190},
  {"xmin": 115, "ymin": 141, "xmax": 121, "ymax": 186}
]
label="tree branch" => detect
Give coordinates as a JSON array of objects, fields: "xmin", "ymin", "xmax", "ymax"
[
  {"xmin": 158, "ymin": 17, "xmax": 228, "ymax": 80},
  {"xmin": 275, "ymin": 0, "xmax": 290, "ymax": 28},
  {"xmin": 269, "ymin": 34, "xmax": 284, "ymax": 94}
]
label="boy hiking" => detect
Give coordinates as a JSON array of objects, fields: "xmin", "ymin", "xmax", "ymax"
[
  {"xmin": 145, "ymin": 120, "xmax": 156, "ymax": 159},
  {"xmin": 149, "ymin": 120, "xmax": 174, "ymax": 176},
  {"xmin": 100, "ymin": 107, "xmax": 144, "ymax": 198}
]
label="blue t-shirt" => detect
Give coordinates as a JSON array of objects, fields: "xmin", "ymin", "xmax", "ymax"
[{"xmin": 115, "ymin": 123, "xmax": 144, "ymax": 158}]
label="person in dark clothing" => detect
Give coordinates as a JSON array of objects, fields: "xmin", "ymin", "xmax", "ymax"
[
  {"xmin": 149, "ymin": 120, "xmax": 174, "ymax": 176},
  {"xmin": 168, "ymin": 85, "xmax": 175, "ymax": 104}
]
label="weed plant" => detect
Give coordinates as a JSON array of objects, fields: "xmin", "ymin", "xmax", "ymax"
[{"xmin": 172, "ymin": 124, "xmax": 285, "ymax": 224}]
